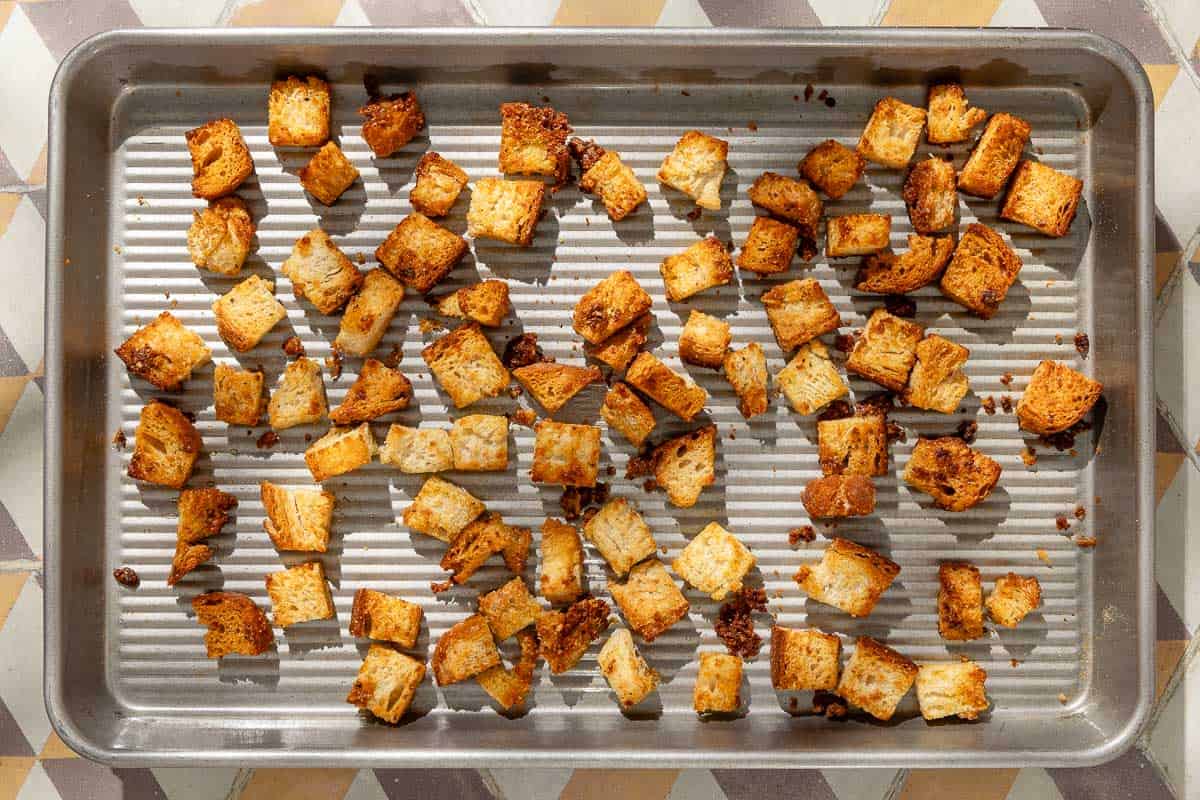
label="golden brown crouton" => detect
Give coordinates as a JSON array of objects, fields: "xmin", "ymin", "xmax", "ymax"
[
  {"xmin": 265, "ymin": 561, "xmax": 334, "ymax": 627},
  {"xmin": 422, "ymin": 322, "xmax": 511, "ymax": 409},
  {"xmin": 855, "ymin": 234, "xmax": 954, "ymax": 295},
  {"xmin": 115, "ymin": 312, "xmax": 211, "ymax": 391},
  {"xmin": 625, "ymin": 351, "xmax": 707, "ymax": 421},
  {"xmin": 694, "ymin": 652, "xmax": 742, "ymax": 714},
  {"xmin": 184, "ymin": 119, "xmax": 252, "ymax": 200},
  {"xmin": 818, "ymin": 414, "xmax": 888, "ymax": 477},
  {"xmin": 608, "ymin": 559, "xmax": 690, "ymax": 642},
  {"xmin": 410, "ymin": 152, "xmax": 468, "ymax": 217},
  {"xmin": 575, "ymin": 146, "xmax": 647, "ymax": 221},
  {"xmin": 799, "ymin": 139, "xmax": 865, "ymax": 200},
  {"xmin": 192, "ymin": 591, "xmax": 274, "ymax": 658},
  {"xmin": 801, "ymin": 475, "xmax": 877, "ymax": 518},
  {"xmin": 304, "ymin": 423, "xmax": 376, "ymax": 482},
  {"xmin": 1001, "ymin": 160, "xmax": 1084, "ymax": 237},
  {"xmin": 268, "ymin": 357, "xmax": 327, "ymax": 429},
  {"xmin": 329, "ymin": 359, "xmax": 412, "ymax": 425},
  {"xmin": 598, "ymin": 628, "xmax": 659, "ymax": 708},
  {"xmin": 672, "ymin": 522, "xmax": 755, "ymax": 601},
  {"xmin": 268, "ymin": 75, "xmax": 330, "ymax": 147},
  {"xmin": 903, "ymin": 437, "xmax": 1001, "ymax": 511},
  {"xmin": 573, "ymin": 270, "xmax": 654, "ymax": 345},
  {"xmin": 938, "ymin": 223, "xmax": 1023, "ymax": 318},
  {"xmin": 479, "ymin": 577, "xmax": 543, "ymax": 640},
  {"xmin": 776, "ymin": 340, "xmax": 847, "ymax": 416},
  {"xmin": 1016, "ymin": 359, "xmax": 1102, "ymax": 435},
  {"xmin": 466, "ymin": 177, "xmax": 545, "ymax": 246},
  {"xmin": 346, "ymin": 644, "xmax": 426, "ymax": 723},
  {"xmin": 903, "ymin": 157, "xmax": 957, "ymax": 234},
  {"xmin": 986, "ymin": 573, "xmax": 1042, "ymax": 627},
  {"xmin": 857, "ymin": 97, "xmax": 927, "ymax": 168},
  {"xmin": 904, "ymin": 335, "xmax": 970, "ymax": 414},
  {"xmin": 376, "ymin": 213, "xmax": 467, "ymax": 294},
  {"xmin": 678, "ymin": 309, "xmax": 731, "ymax": 369},
  {"xmin": 475, "ymin": 629, "xmax": 538, "ymax": 710},
  {"xmin": 281, "ymin": 229, "xmax": 363, "ymax": 314},
  {"xmin": 926, "ymin": 84, "xmax": 987, "ymax": 144},
  {"xmin": 537, "ymin": 597, "xmax": 611, "ymax": 673},
  {"xmin": 335, "ymin": 269, "xmax": 406, "ymax": 356},
  {"xmin": 432, "ymin": 614, "xmax": 501, "ymax": 685},
  {"xmin": 738, "ymin": 216, "xmax": 799, "ymax": 274},
  {"xmin": 379, "ymin": 425, "xmax": 454, "ymax": 474},
  {"xmin": 498, "ymin": 102, "xmax": 572, "ymax": 182},
  {"xmin": 260, "ymin": 480, "xmax": 335, "ymax": 552},
  {"xmin": 760, "ymin": 278, "xmax": 841, "ymax": 352},
  {"xmin": 826, "ymin": 214, "xmax": 891, "ymax": 258},
  {"xmin": 747, "ymin": 172, "xmax": 822, "ymax": 235},
  {"xmin": 402, "ymin": 476, "xmax": 485, "ymax": 542},
  {"xmin": 358, "ymin": 92, "xmax": 425, "ymax": 158},
  {"xmin": 299, "ymin": 141, "xmax": 360, "ymax": 205},
  {"xmin": 178, "ymin": 487, "xmax": 237, "ymax": 545},
  {"xmin": 938, "ymin": 561, "xmax": 983, "ymax": 641},
  {"xmin": 211, "ymin": 275, "xmax": 287, "ymax": 353},
  {"xmin": 794, "ymin": 537, "xmax": 900, "ymax": 618},
  {"xmin": 540, "ymin": 518, "xmax": 585, "ymax": 604},
  {"xmin": 846, "ymin": 308, "xmax": 924, "ymax": 391},
  {"xmin": 187, "ymin": 197, "xmax": 254, "ymax": 276},
  {"xmin": 213, "ymin": 364, "xmax": 265, "ymax": 426},
  {"xmin": 128, "ymin": 401, "xmax": 201, "ymax": 489},
  {"xmin": 658, "ymin": 130, "xmax": 729, "ymax": 210},
  {"xmin": 167, "ymin": 541, "xmax": 213, "ymax": 587},
  {"xmin": 916, "ymin": 662, "xmax": 989, "ymax": 721},
  {"xmin": 958, "ymin": 113, "xmax": 1031, "ymax": 198},
  {"xmin": 450, "ymin": 414, "xmax": 509, "ymax": 471},
  {"xmin": 770, "ymin": 626, "xmax": 841, "ymax": 691},
  {"xmin": 601, "ymin": 381, "xmax": 657, "ymax": 448},
  {"xmin": 660, "ymin": 237, "xmax": 734, "ymax": 302},
  {"xmin": 531, "ymin": 420, "xmax": 602, "ymax": 487},
  {"xmin": 514, "ymin": 362, "xmax": 603, "ymax": 414},
  {"xmin": 585, "ymin": 313, "xmax": 651, "ymax": 372},
  {"xmin": 583, "ymin": 497, "xmax": 657, "ymax": 577},
  {"xmin": 836, "ymin": 637, "xmax": 917, "ymax": 721},
  {"xmin": 723, "ymin": 343, "xmax": 769, "ymax": 419},
  {"xmin": 651, "ymin": 425, "xmax": 717, "ymax": 508},
  {"xmin": 434, "ymin": 280, "xmax": 511, "ymax": 327}
]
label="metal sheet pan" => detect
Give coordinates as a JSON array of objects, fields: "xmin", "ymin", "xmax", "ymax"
[{"xmin": 43, "ymin": 28, "xmax": 1155, "ymax": 768}]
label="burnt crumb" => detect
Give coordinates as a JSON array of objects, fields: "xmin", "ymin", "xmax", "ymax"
[
  {"xmin": 1074, "ymin": 535, "xmax": 1098, "ymax": 548},
  {"xmin": 834, "ymin": 332, "xmax": 859, "ymax": 353},
  {"xmin": 560, "ymin": 483, "xmax": 609, "ymax": 521},
  {"xmin": 503, "ymin": 333, "xmax": 550, "ymax": 370},
  {"xmin": 855, "ymin": 393, "xmax": 894, "ymax": 419},
  {"xmin": 567, "ymin": 137, "xmax": 606, "ymax": 172},
  {"xmin": 1000, "ymin": 372, "xmax": 1013, "ymax": 386},
  {"xmin": 747, "ymin": 121, "xmax": 758, "ymax": 132},
  {"xmin": 686, "ymin": 206, "xmax": 703, "ymax": 221},
  {"xmin": 812, "ymin": 691, "xmax": 848, "ymax": 720},
  {"xmin": 642, "ymin": 478, "xmax": 659, "ymax": 493},
  {"xmin": 981, "ymin": 396, "xmax": 996, "ymax": 415},
  {"xmin": 715, "ymin": 587, "xmax": 768, "ymax": 659},
  {"xmin": 980, "ymin": 288, "xmax": 999, "ymax": 309},
  {"xmin": 508, "ymin": 408, "xmax": 537, "ymax": 428},
  {"xmin": 112, "ymin": 429, "xmax": 127, "ymax": 450},
  {"xmin": 431, "ymin": 579, "xmax": 453, "ymax": 594},
  {"xmin": 606, "ymin": 465, "xmax": 616, "ymax": 476},
  {"xmin": 804, "ymin": 84, "xmax": 815, "ymax": 102},
  {"xmin": 1021, "ymin": 446, "xmax": 1038, "ymax": 467},
  {"xmin": 789, "ymin": 525, "xmax": 816, "ymax": 545},
  {"xmin": 1055, "ymin": 515, "xmax": 1071, "ymax": 531},
  {"xmin": 955, "ymin": 419, "xmax": 978, "ymax": 445},
  {"xmin": 282, "ymin": 336, "xmax": 306, "ymax": 357},
  {"xmin": 729, "ymin": 429, "xmax": 736, "ymax": 440},
  {"xmin": 383, "ymin": 344, "xmax": 403, "ymax": 369},
  {"xmin": 789, "ymin": 697, "xmax": 799, "ymax": 712},
  {"xmin": 817, "ymin": 400, "xmax": 854, "ymax": 422},
  {"xmin": 256, "ymin": 431, "xmax": 280, "ymax": 449},
  {"xmin": 1040, "ymin": 420, "xmax": 1091, "ymax": 452},
  {"xmin": 325, "ymin": 348, "xmax": 344, "ymax": 380},
  {"xmin": 824, "ymin": 96, "xmax": 836, "ymax": 108},
  {"xmin": 1000, "ymin": 396, "xmax": 1013, "ymax": 413},
  {"xmin": 356, "ymin": 252, "xmax": 366, "ymax": 265},
  {"xmin": 681, "ymin": 90, "xmax": 691, "ymax": 96},
  {"xmin": 180, "ymin": 409, "xmax": 197, "ymax": 423},
  {"xmin": 582, "ymin": 506, "xmax": 600, "ymax": 525},
  {"xmin": 1074, "ymin": 505, "xmax": 1086, "ymax": 520},
  {"xmin": 793, "ymin": 94, "xmax": 800, "ymax": 101},
  {"xmin": 304, "ymin": 433, "xmax": 313, "ymax": 443},
  {"xmin": 625, "ymin": 447, "xmax": 655, "ymax": 479},
  {"xmin": 1055, "ymin": 333, "xmax": 1064, "ymax": 346},
  {"xmin": 1011, "ymin": 659, "xmax": 1021, "ymax": 668},
  {"xmin": 1074, "ymin": 332, "xmax": 1090, "ymax": 359},
  {"xmin": 818, "ymin": 89, "xmax": 828, "ymax": 100},
  {"xmin": 113, "ymin": 567, "xmax": 140, "ymax": 588},
  {"xmin": 884, "ymin": 295, "xmax": 916, "ymax": 318},
  {"xmin": 798, "ymin": 236, "xmax": 818, "ymax": 261}
]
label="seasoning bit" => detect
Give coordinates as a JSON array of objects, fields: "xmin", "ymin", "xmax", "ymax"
[
  {"xmin": 113, "ymin": 567, "xmax": 140, "ymax": 588},
  {"xmin": 789, "ymin": 525, "xmax": 816, "ymax": 545},
  {"xmin": 1074, "ymin": 332, "xmax": 1090, "ymax": 359},
  {"xmin": 256, "ymin": 431, "xmax": 280, "ymax": 449},
  {"xmin": 112, "ymin": 429, "xmax": 127, "ymax": 450},
  {"xmin": 282, "ymin": 336, "xmax": 306, "ymax": 357}
]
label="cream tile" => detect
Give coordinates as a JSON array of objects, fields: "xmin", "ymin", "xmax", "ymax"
[
  {"xmin": 14, "ymin": 762, "xmax": 57, "ymax": 800},
  {"xmin": 487, "ymin": 767, "xmax": 573, "ymax": 800},
  {"xmin": 0, "ymin": 575, "xmax": 48, "ymax": 755},
  {"xmin": 151, "ymin": 767, "xmax": 242, "ymax": 799},
  {"xmin": 1005, "ymin": 768, "xmax": 1063, "ymax": 800},
  {"xmin": 0, "ymin": 6, "xmax": 57, "ymax": 179},
  {"xmin": 1155, "ymin": 0, "xmax": 1200, "ymax": 61},
  {"xmin": 1154, "ymin": 456, "xmax": 1200, "ymax": 633},
  {"xmin": 334, "ymin": 0, "xmax": 371, "ymax": 26},
  {"xmin": 0, "ymin": 196, "xmax": 45, "ymax": 370},
  {"xmin": 666, "ymin": 770, "xmax": 725, "ymax": 800},
  {"xmin": 823, "ymin": 768, "xmax": 901, "ymax": 799},
  {"xmin": 472, "ymin": 0, "xmax": 561, "ymax": 25},
  {"xmin": 656, "ymin": 0, "xmax": 712, "ymax": 27},
  {"xmin": 989, "ymin": 0, "xmax": 1047, "ymax": 27},
  {"xmin": 1145, "ymin": 641, "xmax": 1200, "ymax": 798},
  {"xmin": 0, "ymin": 381, "xmax": 42, "ymax": 558},
  {"xmin": 1153, "ymin": 71, "xmax": 1200, "ymax": 244},
  {"xmin": 806, "ymin": 0, "xmax": 882, "ymax": 27},
  {"xmin": 342, "ymin": 769, "xmax": 388, "ymax": 800},
  {"xmin": 127, "ymin": 0, "xmax": 226, "ymax": 26}
]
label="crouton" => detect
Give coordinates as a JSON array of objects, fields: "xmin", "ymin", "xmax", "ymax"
[
  {"xmin": 299, "ymin": 141, "xmax": 360, "ymax": 205},
  {"xmin": 957, "ymin": 113, "xmax": 1031, "ymax": 198},
  {"xmin": 531, "ymin": 420, "xmax": 602, "ymax": 487},
  {"xmin": 434, "ymin": 280, "xmax": 510, "ymax": 327},
  {"xmin": 168, "ymin": 541, "xmax": 213, "ymax": 586},
  {"xmin": 346, "ymin": 644, "xmax": 426, "ymax": 723},
  {"xmin": 585, "ymin": 313, "xmax": 651, "ymax": 372},
  {"xmin": 660, "ymin": 237, "xmax": 734, "ymax": 302},
  {"xmin": 513, "ymin": 362, "xmax": 603, "ymax": 414},
  {"xmin": 376, "ymin": 213, "xmax": 467, "ymax": 294},
  {"xmin": 938, "ymin": 223, "xmax": 1023, "ymax": 318},
  {"xmin": 904, "ymin": 335, "xmax": 970, "ymax": 414},
  {"xmin": 178, "ymin": 487, "xmax": 237, "ymax": 544},
  {"xmin": 903, "ymin": 157, "xmax": 957, "ymax": 234},
  {"xmin": 738, "ymin": 216, "xmax": 800, "ymax": 275},
  {"xmin": 801, "ymin": 475, "xmax": 877, "ymax": 518},
  {"xmin": 184, "ymin": 118, "xmax": 252, "ymax": 199},
  {"xmin": 846, "ymin": 308, "xmax": 923, "ymax": 391},
  {"xmin": 213, "ymin": 364, "xmax": 265, "ymax": 426},
  {"xmin": 441, "ymin": 513, "xmax": 531, "ymax": 585},
  {"xmin": 402, "ymin": 476, "xmax": 485, "ymax": 542},
  {"xmin": 304, "ymin": 423, "xmax": 376, "ymax": 482},
  {"xmin": 799, "ymin": 139, "xmax": 865, "ymax": 200},
  {"xmin": 431, "ymin": 614, "xmax": 502, "ymax": 685},
  {"xmin": 479, "ymin": 577, "xmax": 543, "ymax": 640},
  {"xmin": 651, "ymin": 425, "xmax": 717, "ymax": 508},
  {"xmin": 694, "ymin": 652, "xmax": 742, "ymax": 714},
  {"xmin": 410, "ymin": 151, "xmax": 468, "ymax": 216},
  {"xmin": 760, "ymin": 278, "xmax": 841, "ymax": 352},
  {"xmin": 466, "ymin": 177, "xmax": 545, "ymax": 246},
  {"xmin": 379, "ymin": 425, "xmax": 454, "ymax": 474},
  {"xmin": 601, "ymin": 382, "xmax": 657, "ymax": 447},
  {"xmin": 335, "ymin": 269, "xmax": 406, "ymax": 356},
  {"xmin": 818, "ymin": 414, "xmax": 888, "ymax": 476},
  {"xmin": 475, "ymin": 629, "xmax": 538, "ymax": 710},
  {"xmin": 422, "ymin": 323, "xmax": 510, "ymax": 409},
  {"xmin": 583, "ymin": 497, "xmax": 657, "ymax": 577},
  {"xmin": 855, "ymin": 234, "xmax": 954, "ymax": 295},
  {"xmin": 776, "ymin": 340, "xmax": 848, "ymax": 416},
  {"xmin": 609, "ymin": 559, "xmax": 690, "ymax": 642},
  {"xmin": 187, "ymin": 197, "xmax": 254, "ymax": 275},
  {"xmin": 540, "ymin": 518, "xmax": 585, "ymax": 604},
  {"xmin": 268, "ymin": 75, "xmax": 330, "ymax": 147},
  {"xmin": 192, "ymin": 591, "xmax": 274, "ymax": 658},
  {"xmin": 672, "ymin": 522, "xmax": 755, "ymax": 601},
  {"xmin": 986, "ymin": 573, "xmax": 1042, "ymax": 627},
  {"xmin": 1001, "ymin": 160, "xmax": 1084, "ymax": 238},
  {"xmin": 836, "ymin": 637, "xmax": 917, "ymax": 721},
  {"xmin": 537, "ymin": 597, "xmax": 611, "ymax": 673},
  {"xmin": 450, "ymin": 414, "xmax": 509, "ymax": 471},
  {"xmin": 573, "ymin": 270, "xmax": 654, "ymax": 345},
  {"xmin": 747, "ymin": 171, "xmax": 822, "ymax": 235},
  {"xmin": 938, "ymin": 561, "xmax": 983, "ymax": 641},
  {"xmin": 625, "ymin": 351, "xmax": 707, "ymax": 421},
  {"xmin": 826, "ymin": 214, "xmax": 891, "ymax": 258},
  {"xmin": 1016, "ymin": 359, "xmax": 1102, "ymax": 435},
  {"xmin": 281, "ymin": 229, "xmax": 363, "ymax": 314},
  {"xmin": 678, "ymin": 310, "xmax": 731, "ymax": 369},
  {"xmin": 349, "ymin": 589, "xmax": 422, "ymax": 647},
  {"xmin": 657, "ymin": 130, "xmax": 729, "ymax": 210},
  {"xmin": 265, "ymin": 561, "xmax": 334, "ymax": 627},
  {"xmin": 329, "ymin": 359, "xmax": 412, "ymax": 424},
  {"xmin": 723, "ymin": 343, "xmax": 769, "ymax": 419},
  {"xmin": 498, "ymin": 102, "xmax": 572, "ymax": 182},
  {"xmin": 794, "ymin": 537, "xmax": 900, "ymax": 618},
  {"xmin": 115, "ymin": 312, "xmax": 211, "ymax": 391},
  {"xmin": 574, "ymin": 144, "xmax": 647, "ymax": 221},
  {"xmin": 903, "ymin": 437, "xmax": 1001, "ymax": 511},
  {"xmin": 599, "ymin": 628, "xmax": 659, "ymax": 708},
  {"xmin": 358, "ymin": 92, "xmax": 425, "ymax": 158},
  {"xmin": 857, "ymin": 97, "xmax": 927, "ymax": 168},
  {"xmin": 268, "ymin": 357, "xmax": 327, "ymax": 429},
  {"xmin": 211, "ymin": 274, "xmax": 286, "ymax": 353},
  {"xmin": 770, "ymin": 626, "xmax": 841, "ymax": 691},
  {"xmin": 916, "ymin": 661, "xmax": 989, "ymax": 721},
  {"xmin": 260, "ymin": 480, "xmax": 335, "ymax": 552},
  {"xmin": 128, "ymin": 401, "xmax": 201, "ymax": 489},
  {"xmin": 926, "ymin": 84, "xmax": 986, "ymax": 144}
]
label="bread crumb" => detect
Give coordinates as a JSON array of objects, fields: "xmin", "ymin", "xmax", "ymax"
[
  {"xmin": 982, "ymin": 396, "xmax": 996, "ymax": 415},
  {"xmin": 419, "ymin": 318, "xmax": 445, "ymax": 335},
  {"xmin": 1074, "ymin": 536, "xmax": 1098, "ymax": 548},
  {"xmin": 112, "ymin": 567, "xmax": 140, "ymax": 588},
  {"xmin": 112, "ymin": 429, "xmax": 127, "ymax": 450},
  {"xmin": 1021, "ymin": 446, "xmax": 1038, "ymax": 467},
  {"xmin": 1036, "ymin": 549, "xmax": 1051, "ymax": 565},
  {"xmin": 1058, "ymin": 693, "xmax": 1068, "ymax": 704},
  {"xmin": 788, "ymin": 525, "xmax": 816, "ymax": 544}
]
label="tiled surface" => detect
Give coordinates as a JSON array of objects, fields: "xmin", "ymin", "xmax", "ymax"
[{"xmin": 1, "ymin": 0, "xmax": 1196, "ymax": 798}]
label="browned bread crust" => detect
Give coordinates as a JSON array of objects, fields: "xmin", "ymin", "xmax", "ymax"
[{"xmin": 801, "ymin": 475, "xmax": 877, "ymax": 518}]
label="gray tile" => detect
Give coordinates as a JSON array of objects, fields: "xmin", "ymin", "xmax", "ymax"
[
  {"xmin": 1158, "ymin": 583, "xmax": 1191, "ymax": 642},
  {"xmin": 43, "ymin": 759, "xmax": 167, "ymax": 800},
  {"xmin": 0, "ymin": 325, "xmax": 29, "ymax": 378},
  {"xmin": 1047, "ymin": 745, "xmax": 1175, "ymax": 800},
  {"xmin": 697, "ymin": 0, "xmax": 820, "ymax": 26},
  {"xmin": 0, "ymin": 148, "xmax": 18, "ymax": 189},
  {"xmin": 1034, "ymin": 0, "xmax": 1174, "ymax": 64},
  {"xmin": 21, "ymin": 0, "xmax": 143, "ymax": 61},
  {"xmin": 0, "ymin": 695, "xmax": 34, "ymax": 757},
  {"xmin": 0, "ymin": 498, "xmax": 34, "ymax": 562},
  {"xmin": 357, "ymin": 0, "xmax": 475, "ymax": 26},
  {"xmin": 374, "ymin": 769, "xmax": 495, "ymax": 800},
  {"xmin": 712, "ymin": 769, "xmax": 838, "ymax": 800}
]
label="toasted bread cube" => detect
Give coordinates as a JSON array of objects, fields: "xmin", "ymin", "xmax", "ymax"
[
  {"xmin": 478, "ymin": 577, "xmax": 543, "ymax": 640},
  {"xmin": 211, "ymin": 274, "xmax": 286, "ymax": 353},
  {"xmin": 836, "ymin": 637, "xmax": 917, "ymax": 721},
  {"xmin": 660, "ymin": 237, "xmax": 734, "ymax": 302},
  {"xmin": 818, "ymin": 414, "xmax": 888, "ymax": 476},
  {"xmin": 652, "ymin": 425, "xmax": 717, "ymax": 508},
  {"xmin": 268, "ymin": 357, "xmax": 327, "ymax": 429},
  {"xmin": 958, "ymin": 112, "xmax": 1031, "ymax": 198},
  {"xmin": 402, "ymin": 476, "xmax": 485, "ymax": 542},
  {"xmin": 794, "ymin": 537, "xmax": 899, "ymax": 618},
  {"xmin": 938, "ymin": 561, "xmax": 983, "ymax": 641},
  {"xmin": 609, "ymin": 559, "xmax": 690, "ymax": 642},
  {"xmin": 498, "ymin": 102, "xmax": 572, "ymax": 182},
  {"xmin": 585, "ymin": 313, "xmax": 650, "ymax": 372},
  {"xmin": 926, "ymin": 84, "xmax": 987, "ymax": 144},
  {"xmin": 115, "ymin": 312, "xmax": 211, "ymax": 391},
  {"xmin": 694, "ymin": 652, "xmax": 742, "ymax": 714},
  {"xmin": 801, "ymin": 475, "xmax": 877, "ymax": 518},
  {"xmin": 192, "ymin": 591, "xmax": 274, "ymax": 658},
  {"xmin": 903, "ymin": 437, "xmax": 1001, "ymax": 511},
  {"xmin": 846, "ymin": 308, "xmax": 923, "ymax": 391},
  {"xmin": 168, "ymin": 541, "xmax": 214, "ymax": 586},
  {"xmin": 329, "ymin": 359, "xmax": 412, "ymax": 425},
  {"xmin": 178, "ymin": 487, "xmax": 238, "ymax": 544},
  {"xmin": 770, "ymin": 626, "xmax": 841, "ymax": 691},
  {"xmin": 826, "ymin": 214, "xmax": 891, "ymax": 258},
  {"xmin": 299, "ymin": 141, "xmax": 359, "ymax": 205},
  {"xmin": 626, "ymin": 352, "xmax": 707, "ymax": 421},
  {"xmin": 747, "ymin": 172, "xmax": 822, "ymax": 235},
  {"xmin": 450, "ymin": 414, "xmax": 509, "ymax": 471},
  {"xmin": 857, "ymin": 97, "xmax": 927, "ymax": 169},
  {"xmin": 434, "ymin": 280, "xmax": 510, "ymax": 327},
  {"xmin": 573, "ymin": 270, "xmax": 654, "ymax": 345},
  {"xmin": 513, "ymin": 362, "xmax": 603, "ymax": 414},
  {"xmin": 379, "ymin": 425, "xmax": 453, "ymax": 474},
  {"xmin": 213, "ymin": 364, "xmax": 265, "ymax": 426},
  {"xmin": 432, "ymin": 614, "xmax": 501, "ymax": 685},
  {"xmin": 799, "ymin": 139, "xmax": 865, "ymax": 200},
  {"xmin": 938, "ymin": 223, "xmax": 1023, "ymax": 318},
  {"xmin": 304, "ymin": 423, "xmax": 376, "ymax": 482},
  {"xmin": 601, "ymin": 382, "xmax": 657, "ymax": 447},
  {"xmin": 903, "ymin": 157, "xmax": 957, "ymax": 234},
  {"xmin": 738, "ymin": 216, "xmax": 799, "ymax": 275},
  {"xmin": 576, "ymin": 146, "xmax": 647, "ymax": 221},
  {"xmin": 776, "ymin": 340, "xmax": 847, "ymax": 416},
  {"xmin": 422, "ymin": 323, "xmax": 510, "ymax": 409},
  {"xmin": 599, "ymin": 628, "xmax": 659, "ymax": 708},
  {"xmin": 917, "ymin": 661, "xmax": 989, "ymax": 721},
  {"xmin": 760, "ymin": 278, "xmax": 841, "ymax": 352},
  {"xmin": 531, "ymin": 420, "xmax": 601, "ymax": 487},
  {"xmin": 583, "ymin": 497, "xmax": 657, "ymax": 577},
  {"xmin": 359, "ymin": 92, "xmax": 425, "ymax": 158},
  {"xmin": 410, "ymin": 152, "xmax": 468, "ymax": 216},
  {"xmin": 537, "ymin": 597, "xmax": 611, "ymax": 673},
  {"xmin": 187, "ymin": 197, "xmax": 254, "ymax": 276},
  {"xmin": 658, "ymin": 130, "xmax": 728, "ymax": 210},
  {"xmin": 347, "ymin": 644, "xmax": 426, "ymax": 723},
  {"xmin": 1001, "ymin": 160, "xmax": 1084, "ymax": 237},
  {"xmin": 184, "ymin": 119, "xmax": 252, "ymax": 199},
  {"xmin": 128, "ymin": 401, "xmax": 201, "ymax": 489},
  {"xmin": 466, "ymin": 177, "xmax": 545, "ymax": 246},
  {"xmin": 265, "ymin": 561, "xmax": 334, "ymax": 627},
  {"xmin": 723, "ymin": 343, "xmax": 769, "ymax": 420},
  {"xmin": 540, "ymin": 518, "xmax": 586, "ymax": 604},
  {"xmin": 986, "ymin": 573, "xmax": 1042, "ymax": 627},
  {"xmin": 376, "ymin": 213, "xmax": 467, "ymax": 294},
  {"xmin": 904, "ymin": 335, "xmax": 970, "ymax": 414},
  {"xmin": 678, "ymin": 310, "xmax": 731, "ymax": 369},
  {"xmin": 260, "ymin": 480, "xmax": 335, "ymax": 552},
  {"xmin": 268, "ymin": 75, "xmax": 329, "ymax": 147},
  {"xmin": 855, "ymin": 234, "xmax": 954, "ymax": 295},
  {"xmin": 445, "ymin": 515, "xmax": 529, "ymax": 582},
  {"xmin": 281, "ymin": 229, "xmax": 363, "ymax": 314},
  {"xmin": 1017, "ymin": 360, "xmax": 1102, "ymax": 435},
  {"xmin": 335, "ymin": 269, "xmax": 405, "ymax": 356},
  {"xmin": 475, "ymin": 629, "xmax": 538, "ymax": 710},
  {"xmin": 672, "ymin": 522, "xmax": 755, "ymax": 601}
]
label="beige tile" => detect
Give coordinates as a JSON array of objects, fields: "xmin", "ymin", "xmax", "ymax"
[
  {"xmin": 230, "ymin": 0, "xmax": 344, "ymax": 26},
  {"xmin": 554, "ymin": 0, "xmax": 668, "ymax": 25},
  {"xmin": 36, "ymin": 731, "xmax": 78, "ymax": 760},
  {"xmin": 0, "ymin": 757, "xmax": 35, "ymax": 800},
  {"xmin": 899, "ymin": 769, "xmax": 1019, "ymax": 800},
  {"xmin": 0, "ymin": 376, "xmax": 29, "ymax": 435},
  {"xmin": 1157, "ymin": 639, "xmax": 1189, "ymax": 700},
  {"xmin": 241, "ymin": 768, "xmax": 359, "ymax": 800},
  {"xmin": 883, "ymin": 0, "xmax": 1000, "ymax": 26},
  {"xmin": 561, "ymin": 769, "xmax": 680, "ymax": 800},
  {"xmin": 1143, "ymin": 64, "xmax": 1180, "ymax": 111},
  {"xmin": 0, "ymin": 573, "xmax": 27, "ymax": 629}
]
